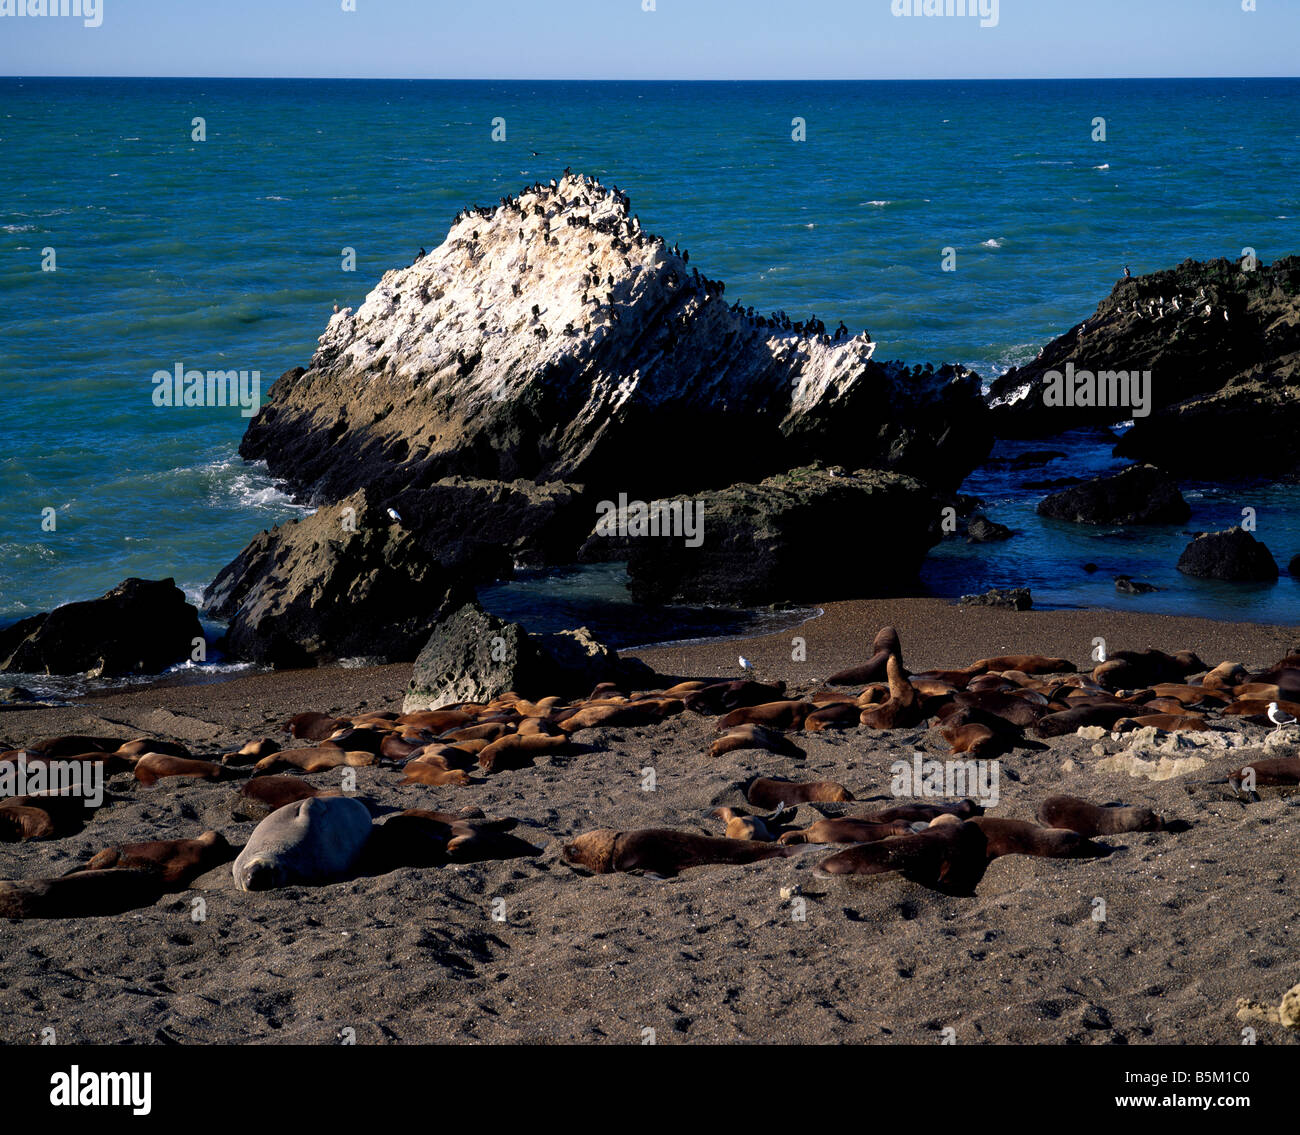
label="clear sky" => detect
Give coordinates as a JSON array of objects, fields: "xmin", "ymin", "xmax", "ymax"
[{"xmin": 1, "ymin": 0, "xmax": 1296, "ymax": 80}]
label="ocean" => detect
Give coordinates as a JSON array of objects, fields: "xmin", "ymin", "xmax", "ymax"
[{"xmin": 2, "ymin": 76, "xmax": 1298, "ymax": 646}]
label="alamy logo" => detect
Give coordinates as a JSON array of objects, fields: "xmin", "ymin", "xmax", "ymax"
[
  {"xmin": 891, "ymin": 0, "xmax": 999, "ymax": 29},
  {"xmin": 151, "ymin": 363, "xmax": 261, "ymax": 417},
  {"xmin": 594, "ymin": 494, "xmax": 705, "ymax": 548},
  {"xmin": 0, "ymin": 757, "xmax": 103, "ymax": 807},
  {"xmin": 0, "ymin": 0, "xmax": 102, "ymax": 27},
  {"xmin": 891, "ymin": 753, "xmax": 1000, "ymax": 807},
  {"xmin": 1042, "ymin": 361, "xmax": 1152, "ymax": 419},
  {"xmin": 49, "ymin": 1066, "xmax": 150, "ymax": 1116}
]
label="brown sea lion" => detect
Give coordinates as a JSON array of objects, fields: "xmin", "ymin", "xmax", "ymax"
[
  {"xmin": 1093, "ymin": 649, "xmax": 1204, "ymax": 691},
  {"xmin": 25, "ymin": 735, "xmax": 124, "ymax": 756},
  {"xmin": 399, "ymin": 762, "xmax": 473, "ymax": 786},
  {"xmin": 477, "ymin": 732, "xmax": 569, "ymax": 773},
  {"xmin": 254, "ymin": 748, "xmax": 377, "ymax": 774},
  {"xmin": 1038, "ymin": 795, "xmax": 1165, "ymax": 837},
  {"xmin": 0, "ymin": 804, "xmax": 54, "ymax": 841},
  {"xmin": 321, "ymin": 726, "xmax": 389, "ymax": 755},
  {"xmin": 113, "ymin": 738, "xmax": 192, "ymax": 760},
  {"xmin": 1114, "ymin": 713, "xmax": 1210, "ymax": 733},
  {"xmin": 3, "ymin": 750, "xmax": 135, "ymax": 775},
  {"xmin": 234, "ymin": 775, "xmax": 323, "ymax": 818},
  {"xmin": 967, "ymin": 816, "xmax": 1105, "ymax": 859},
  {"xmin": 951, "ymin": 690, "xmax": 1044, "ymax": 728},
  {"xmin": 778, "ymin": 817, "xmax": 914, "ymax": 846},
  {"xmin": 1222, "ymin": 698, "xmax": 1300, "ymax": 719},
  {"xmin": 813, "ymin": 819, "xmax": 986, "ymax": 893},
  {"xmin": 856, "ymin": 799, "xmax": 984, "ymax": 823},
  {"xmin": 284, "ymin": 712, "xmax": 350, "ymax": 741},
  {"xmin": 561, "ymin": 828, "xmax": 795, "ymax": 876},
  {"xmin": 971, "ymin": 655, "xmax": 1075, "ymax": 676},
  {"xmin": 134, "ymin": 754, "xmax": 230, "ymax": 786},
  {"xmin": 858, "ymin": 655, "xmax": 921, "ymax": 730},
  {"xmin": 558, "ymin": 701, "xmax": 678, "ymax": 734},
  {"xmin": 1034, "ymin": 704, "xmax": 1133, "ymax": 737},
  {"xmin": 1226, "ymin": 756, "xmax": 1300, "ymax": 799},
  {"xmin": 710, "ymin": 807, "xmax": 782, "ymax": 841},
  {"xmin": 366, "ymin": 809, "xmax": 536, "ymax": 869},
  {"xmin": 79, "ymin": 830, "xmax": 233, "ymax": 886},
  {"xmin": 746, "ymin": 776, "xmax": 854, "ymax": 809},
  {"xmin": 804, "ymin": 702, "xmax": 866, "ymax": 731},
  {"xmin": 438, "ymin": 722, "xmax": 512, "ymax": 744},
  {"xmin": 0, "ymin": 867, "xmax": 166, "ymax": 919},
  {"xmin": 716, "ymin": 700, "xmax": 813, "ymax": 732},
  {"xmin": 825, "ymin": 626, "xmax": 904, "ymax": 686},
  {"xmin": 939, "ymin": 721, "xmax": 1004, "ymax": 757},
  {"xmin": 407, "ymin": 745, "xmax": 478, "ymax": 770},
  {"xmin": 684, "ymin": 679, "xmax": 788, "ymax": 715},
  {"xmin": 221, "ymin": 738, "xmax": 280, "ymax": 765},
  {"xmin": 709, "ymin": 724, "xmax": 805, "ymax": 759},
  {"xmin": 396, "ymin": 709, "xmax": 476, "ymax": 733}
]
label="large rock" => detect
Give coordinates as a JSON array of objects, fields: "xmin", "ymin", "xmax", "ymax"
[
  {"xmin": 0, "ymin": 578, "xmax": 202, "ymax": 677},
  {"xmin": 204, "ymin": 490, "xmax": 470, "ymax": 667},
  {"xmin": 402, "ymin": 602, "xmax": 636, "ymax": 711},
  {"xmin": 1176, "ymin": 528, "xmax": 1279, "ymax": 582},
  {"xmin": 987, "ymin": 256, "xmax": 1300, "ymax": 475},
  {"xmin": 239, "ymin": 172, "xmax": 991, "ymax": 505},
  {"xmin": 1036, "ymin": 464, "xmax": 1189, "ymax": 525},
  {"xmin": 613, "ymin": 465, "xmax": 942, "ymax": 606}
]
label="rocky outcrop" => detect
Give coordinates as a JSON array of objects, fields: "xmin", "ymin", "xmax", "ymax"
[
  {"xmin": 987, "ymin": 257, "xmax": 1300, "ymax": 474},
  {"xmin": 958, "ymin": 588, "xmax": 1033, "ymax": 610},
  {"xmin": 965, "ymin": 515, "xmax": 1013, "ymax": 542},
  {"xmin": 239, "ymin": 172, "xmax": 991, "ymax": 508},
  {"xmin": 402, "ymin": 602, "xmax": 643, "ymax": 712},
  {"xmin": 1036, "ymin": 464, "xmax": 1189, "ymax": 525},
  {"xmin": 604, "ymin": 465, "xmax": 941, "ymax": 606},
  {"xmin": 0, "ymin": 578, "xmax": 202, "ymax": 677},
  {"xmin": 204, "ymin": 490, "xmax": 471, "ymax": 667},
  {"xmin": 1176, "ymin": 528, "xmax": 1279, "ymax": 582}
]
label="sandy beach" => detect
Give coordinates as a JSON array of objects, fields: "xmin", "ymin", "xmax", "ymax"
[{"xmin": 2, "ymin": 598, "xmax": 1297, "ymax": 1045}]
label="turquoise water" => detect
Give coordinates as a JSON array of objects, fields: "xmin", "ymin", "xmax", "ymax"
[{"xmin": 2, "ymin": 77, "xmax": 1298, "ymax": 628}]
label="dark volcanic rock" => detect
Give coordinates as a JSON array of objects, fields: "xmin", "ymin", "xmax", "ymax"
[
  {"xmin": 959, "ymin": 588, "xmax": 1033, "ymax": 611},
  {"xmin": 1175, "ymin": 528, "xmax": 1279, "ymax": 582},
  {"xmin": 204, "ymin": 490, "xmax": 471, "ymax": 667},
  {"xmin": 1289, "ymin": 554, "xmax": 1300, "ymax": 576},
  {"xmin": 239, "ymin": 173, "xmax": 991, "ymax": 506},
  {"xmin": 1115, "ymin": 576, "xmax": 1160, "ymax": 594},
  {"xmin": 0, "ymin": 578, "xmax": 202, "ymax": 677},
  {"xmin": 1036, "ymin": 464, "xmax": 1190, "ymax": 526},
  {"xmin": 987, "ymin": 256, "xmax": 1300, "ymax": 475},
  {"xmin": 966, "ymin": 515, "xmax": 1013, "ymax": 543},
  {"xmin": 402, "ymin": 602, "xmax": 637, "ymax": 712},
  {"xmin": 614, "ymin": 465, "xmax": 942, "ymax": 606}
]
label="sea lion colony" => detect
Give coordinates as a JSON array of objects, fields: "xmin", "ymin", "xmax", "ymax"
[{"xmin": 2, "ymin": 627, "xmax": 1298, "ymax": 917}]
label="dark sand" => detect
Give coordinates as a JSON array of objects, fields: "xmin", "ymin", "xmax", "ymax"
[{"xmin": 1, "ymin": 599, "xmax": 1297, "ymax": 1045}]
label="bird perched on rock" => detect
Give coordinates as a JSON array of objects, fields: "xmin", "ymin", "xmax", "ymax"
[
  {"xmin": 386, "ymin": 508, "xmax": 402, "ymax": 524},
  {"xmin": 1267, "ymin": 702, "xmax": 1297, "ymax": 733}
]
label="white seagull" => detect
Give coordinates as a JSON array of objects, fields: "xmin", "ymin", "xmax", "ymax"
[
  {"xmin": 738, "ymin": 655, "xmax": 754, "ymax": 673},
  {"xmin": 386, "ymin": 508, "xmax": 402, "ymax": 523},
  {"xmin": 1267, "ymin": 701, "xmax": 1297, "ymax": 730}
]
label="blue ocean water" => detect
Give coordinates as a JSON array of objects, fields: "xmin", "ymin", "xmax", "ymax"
[{"xmin": 2, "ymin": 77, "xmax": 1298, "ymax": 634}]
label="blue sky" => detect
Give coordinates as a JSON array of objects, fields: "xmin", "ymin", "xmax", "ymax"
[{"xmin": 1, "ymin": 0, "xmax": 1295, "ymax": 80}]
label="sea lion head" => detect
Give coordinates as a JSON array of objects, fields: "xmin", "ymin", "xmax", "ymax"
[
  {"xmin": 561, "ymin": 829, "xmax": 619, "ymax": 874},
  {"xmin": 234, "ymin": 855, "xmax": 285, "ymax": 892}
]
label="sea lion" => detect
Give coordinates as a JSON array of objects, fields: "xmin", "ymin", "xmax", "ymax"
[
  {"xmin": 1034, "ymin": 704, "xmax": 1132, "ymax": 737},
  {"xmin": 284, "ymin": 712, "xmax": 350, "ymax": 741},
  {"xmin": 477, "ymin": 731, "xmax": 568, "ymax": 773},
  {"xmin": 396, "ymin": 710, "xmax": 475, "ymax": 733},
  {"xmin": 0, "ymin": 791, "xmax": 96, "ymax": 835},
  {"xmin": 858, "ymin": 655, "xmax": 922, "ymax": 730},
  {"xmin": 221, "ymin": 738, "xmax": 279, "ymax": 765},
  {"xmin": 134, "ymin": 754, "xmax": 229, "ymax": 786},
  {"xmin": 0, "ymin": 868, "xmax": 166, "ymax": 920},
  {"xmin": 114, "ymin": 738, "xmax": 192, "ymax": 760},
  {"xmin": 365, "ymin": 810, "xmax": 536, "ymax": 870},
  {"xmin": 804, "ymin": 702, "xmax": 866, "ymax": 731},
  {"xmin": 746, "ymin": 776, "xmax": 854, "ymax": 809},
  {"xmin": 1113, "ymin": 714, "xmax": 1210, "ymax": 733},
  {"xmin": 558, "ymin": 701, "xmax": 678, "ymax": 733},
  {"xmin": 0, "ymin": 804, "xmax": 54, "ymax": 841},
  {"xmin": 939, "ymin": 721, "xmax": 1005, "ymax": 757},
  {"xmin": 3, "ymin": 750, "xmax": 134, "ymax": 775},
  {"xmin": 79, "ymin": 831, "xmax": 233, "ymax": 887},
  {"xmin": 438, "ymin": 722, "xmax": 512, "ymax": 744},
  {"xmin": 25, "ymin": 735, "xmax": 124, "ymax": 756},
  {"xmin": 778, "ymin": 817, "xmax": 914, "ymax": 846},
  {"xmin": 813, "ymin": 819, "xmax": 986, "ymax": 893},
  {"xmin": 967, "ymin": 816, "xmax": 1104, "ymax": 859},
  {"xmin": 971, "ymin": 655, "xmax": 1075, "ymax": 676},
  {"xmin": 232, "ymin": 796, "xmax": 373, "ymax": 891},
  {"xmin": 716, "ymin": 700, "xmax": 813, "ymax": 732},
  {"xmin": 321, "ymin": 726, "xmax": 388, "ymax": 755},
  {"xmin": 1226, "ymin": 756, "xmax": 1300, "ymax": 799},
  {"xmin": 1222, "ymin": 698, "xmax": 1300, "ymax": 719},
  {"xmin": 399, "ymin": 763, "xmax": 473, "ymax": 787},
  {"xmin": 684, "ymin": 679, "xmax": 787, "ymax": 715},
  {"xmin": 856, "ymin": 799, "xmax": 984, "ymax": 823},
  {"xmin": 1202, "ymin": 661, "xmax": 1249, "ymax": 691},
  {"xmin": 1093, "ymin": 649, "xmax": 1204, "ymax": 691},
  {"xmin": 234, "ymin": 775, "xmax": 322, "ymax": 818},
  {"xmin": 561, "ymin": 828, "xmax": 795, "ymax": 876},
  {"xmin": 406, "ymin": 744, "xmax": 477, "ymax": 770},
  {"xmin": 951, "ymin": 690, "xmax": 1044, "ymax": 728},
  {"xmin": 825, "ymin": 626, "xmax": 903, "ymax": 686},
  {"xmin": 1038, "ymin": 795, "xmax": 1165, "ymax": 837},
  {"xmin": 709, "ymin": 724, "xmax": 805, "ymax": 759},
  {"xmin": 709, "ymin": 806, "xmax": 784, "ymax": 841},
  {"xmin": 253, "ymin": 747, "xmax": 377, "ymax": 774}
]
